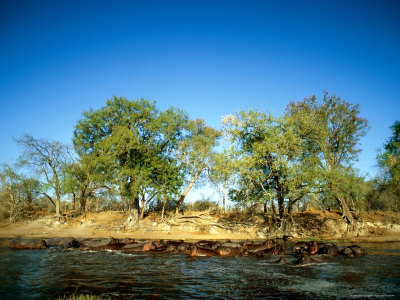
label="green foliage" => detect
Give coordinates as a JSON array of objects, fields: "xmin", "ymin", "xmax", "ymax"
[
  {"xmin": 0, "ymin": 164, "xmax": 42, "ymax": 221},
  {"xmin": 286, "ymin": 92, "xmax": 368, "ymax": 220},
  {"xmin": 175, "ymin": 119, "xmax": 221, "ymax": 212},
  {"xmin": 224, "ymin": 109, "xmax": 317, "ymax": 223},
  {"xmin": 373, "ymin": 121, "xmax": 400, "ymax": 211},
  {"xmin": 73, "ymin": 97, "xmax": 189, "ymax": 216}
]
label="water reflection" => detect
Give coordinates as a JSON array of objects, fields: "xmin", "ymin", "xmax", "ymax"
[{"xmin": 0, "ymin": 241, "xmax": 399, "ymax": 299}]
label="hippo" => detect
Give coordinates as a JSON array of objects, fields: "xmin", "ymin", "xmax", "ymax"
[
  {"xmin": 340, "ymin": 245, "xmax": 367, "ymax": 257},
  {"xmin": 152, "ymin": 240, "xmax": 166, "ymax": 249},
  {"xmin": 79, "ymin": 238, "xmax": 124, "ymax": 250},
  {"xmin": 245, "ymin": 239, "xmax": 276, "ymax": 252},
  {"xmin": 293, "ymin": 241, "xmax": 318, "ymax": 254},
  {"xmin": 297, "ymin": 253, "xmax": 335, "ymax": 265},
  {"xmin": 174, "ymin": 242, "xmax": 193, "ymax": 254},
  {"xmin": 308, "ymin": 241, "xmax": 319, "ymax": 254},
  {"xmin": 10, "ymin": 237, "xmax": 47, "ymax": 249},
  {"xmin": 216, "ymin": 246, "xmax": 243, "ymax": 256},
  {"xmin": 255, "ymin": 244, "xmax": 285, "ymax": 257},
  {"xmin": 317, "ymin": 243, "xmax": 339, "ymax": 256},
  {"xmin": 47, "ymin": 237, "xmax": 79, "ymax": 248},
  {"xmin": 119, "ymin": 238, "xmax": 137, "ymax": 246},
  {"xmin": 121, "ymin": 241, "xmax": 154, "ymax": 252},
  {"xmin": 148, "ymin": 243, "xmax": 175, "ymax": 253},
  {"xmin": 220, "ymin": 241, "xmax": 242, "ymax": 248},
  {"xmin": 189, "ymin": 245, "xmax": 219, "ymax": 257},
  {"xmin": 195, "ymin": 240, "xmax": 222, "ymax": 250},
  {"xmin": 276, "ymin": 257, "xmax": 287, "ymax": 263},
  {"xmin": 293, "ymin": 241, "xmax": 310, "ymax": 253},
  {"xmin": 165, "ymin": 240, "xmax": 184, "ymax": 247}
]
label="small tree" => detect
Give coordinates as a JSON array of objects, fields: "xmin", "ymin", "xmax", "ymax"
[
  {"xmin": 16, "ymin": 135, "xmax": 70, "ymax": 217},
  {"xmin": 174, "ymin": 119, "xmax": 222, "ymax": 213},
  {"xmin": 64, "ymin": 154, "xmax": 111, "ymax": 218},
  {"xmin": 0, "ymin": 164, "xmax": 41, "ymax": 221},
  {"xmin": 209, "ymin": 150, "xmax": 236, "ymax": 212}
]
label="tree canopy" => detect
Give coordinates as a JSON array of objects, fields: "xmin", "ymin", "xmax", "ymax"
[{"xmin": 5, "ymin": 92, "xmax": 396, "ymax": 226}]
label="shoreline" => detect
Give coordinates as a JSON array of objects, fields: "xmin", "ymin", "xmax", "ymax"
[
  {"xmin": 1, "ymin": 230, "xmax": 400, "ymax": 244},
  {"xmin": 1, "ymin": 210, "xmax": 400, "ymax": 243}
]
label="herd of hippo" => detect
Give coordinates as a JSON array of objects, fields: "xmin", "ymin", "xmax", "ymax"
[{"xmin": 9, "ymin": 236, "xmax": 367, "ymax": 265}]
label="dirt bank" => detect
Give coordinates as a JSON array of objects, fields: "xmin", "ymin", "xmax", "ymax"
[{"xmin": 1, "ymin": 210, "xmax": 400, "ymax": 242}]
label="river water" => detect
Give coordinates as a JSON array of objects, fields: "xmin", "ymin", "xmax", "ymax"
[{"xmin": 0, "ymin": 239, "xmax": 399, "ymax": 299}]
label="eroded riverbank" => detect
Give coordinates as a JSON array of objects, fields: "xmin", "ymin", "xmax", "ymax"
[{"xmin": 1, "ymin": 210, "xmax": 400, "ymax": 243}]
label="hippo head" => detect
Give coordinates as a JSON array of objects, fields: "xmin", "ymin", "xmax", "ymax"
[
  {"xmin": 153, "ymin": 240, "xmax": 165, "ymax": 248},
  {"xmin": 265, "ymin": 239, "xmax": 276, "ymax": 249},
  {"xmin": 189, "ymin": 245, "xmax": 198, "ymax": 256},
  {"xmin": 142, "ymin": 241, "xmax": 155, "ymax": 251},
  {"xmin": 309, "ymin": 241, "xmax": 319, "ymax": 255}
]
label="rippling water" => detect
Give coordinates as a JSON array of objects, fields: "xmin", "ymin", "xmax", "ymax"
[{"xmin": 1, "ymin": 239, "xmax": 399, "ymax": 299}]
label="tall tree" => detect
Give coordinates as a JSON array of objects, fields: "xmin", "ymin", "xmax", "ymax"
[
  {"xmin": 224, "ymin": 110, "xmax": 316, "ymax": 229},
  {"xmin": 286, "ymin": 92, "xmax": 368, "ymax": 222},
  {"xmin": 16, "ymin": 135, "xmax": 70, "ymax": 217},
  {"xmin": 376, "ymin": 121, "xmax": 400, "ymax": 211},
  {"xmin": 73, "ymin": 96, "xmax": 188, "ymax": 221},
  {"xmin": 209, "ymin": 150, "xmax": 236, "ymax": 212},
  {"xmin": 174, "ymin": 119, "xmax": 221, "ymax": 213}
]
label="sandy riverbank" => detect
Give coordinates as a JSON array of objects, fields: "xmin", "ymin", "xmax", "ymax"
[{"xmin": 1, "ymin": 210, "xmax": 400, "ymax": 242}]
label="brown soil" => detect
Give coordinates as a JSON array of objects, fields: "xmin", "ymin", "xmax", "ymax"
[{"xmin": 0, "ymin": 209, "xmax": 399, "ymax": 242}]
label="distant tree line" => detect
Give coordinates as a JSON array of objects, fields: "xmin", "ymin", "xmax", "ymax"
[{"xmin": 1, "ymin": 93, "xmax": 399, "ymax": 227}]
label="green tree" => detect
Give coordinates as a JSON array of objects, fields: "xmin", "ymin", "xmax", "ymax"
[
  {"xmin": 224, "ymin": 110, "xmax": 317, "ymax": 229},
  {"xmin": 73, "ymin": 96, "xmax": 188, "ymax": 221},
  {"xmin": 286, "ymin": 92, "xmax": 368, "ymax": 222},
  {"xmin": 64, "ymin": 154, "xmax": 111, "ymax": 218},
  {"xmin": 174, "ymin": 119, "xmax": 222, "ymax": 213},
  {"xmin": 0, "ymin": 164, "xmax": 41, "ymax": 221},
  {"xmin": 16, "ymin": 135, "xmax": 70, "ymax": 217},
  {"xmin": 375, "ymin": 121, "xmax": 400, "ymax": 211}
]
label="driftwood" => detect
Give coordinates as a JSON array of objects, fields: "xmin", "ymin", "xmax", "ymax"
[{"xmin": 161, "ymin": 213, "xmax": 233, "ymax": 231}]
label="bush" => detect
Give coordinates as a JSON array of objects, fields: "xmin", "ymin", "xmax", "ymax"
[{"xmin": 185, "ymin": 199, "xmax": 219, "ymax": 212}]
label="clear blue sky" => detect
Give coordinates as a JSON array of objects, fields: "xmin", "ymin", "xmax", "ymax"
[{"xmin": 1, "ymin": 0, "xmax": 399, "ymax": 185}]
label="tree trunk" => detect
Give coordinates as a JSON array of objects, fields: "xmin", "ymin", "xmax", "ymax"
[
  {"xmin": 129, "ymin": 196, "xmax": 140, "ymax": 224},
  {"xmin": 270, "ymin": 196, "xmax": 276, "ymax": 222},
  {"xmin": 55, "ymin": 188, "xmax": 62, "ymax": 218},
  {"xmin": 277, "ymin": 192, "xmax": 284, "ymax": 220},
  {"xmin": 336, "ymin": 194, "xmax": 353, "ymax": 223},
  {"xmin": 222, "ymin": 180, "xmax": 226, "ymax": 212},
  {"xmin": 55, "ymin": 199, "xmax": 61, "ymax": 218},
  {"xmin": 80, "ymin": 195, "xmax": 87, "ymax": 219},
  {"xmin": 282, "ymin": 200, "xmax": 294, "ymax": 234},
  {"xmin": 139, "ymin": 202, "xmax": 146, "ymax": 219},
  {"xmin": 121, "ymin": 194, "xmax": 125, "ymax": 211},
  {"xmin": 161, "ymin": 194, "xmax": 167, "ymax": 221},
  {"xmin": 72, "ymin": 192, "xmax": 76, "ymax": 210},
  {"xmin": 9, "ymin": 192, "xmax": 15, "ymax": 222},
  {"xmin": 175, "ymin": 171, "xmax": 202, "ymax": 214},
  {"xmin": 331, "ymin": 183, "xmax": 354, "ymax": 223}
]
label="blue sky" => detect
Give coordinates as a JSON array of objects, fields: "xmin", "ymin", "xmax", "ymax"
[{"xmin": 1, "ymin": 0, "xmax": 399, "ymax": 196}]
